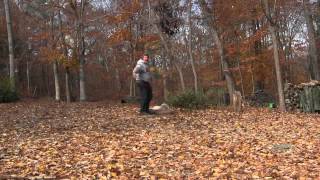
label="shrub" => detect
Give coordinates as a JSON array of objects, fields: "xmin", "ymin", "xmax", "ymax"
[
  {"xmin": 167, "ymin": 90, "xmax": 208, "ymax": 108},
  {"xmin": 167, "ymin": 87, "xmax": 231, "ymax": 109},
  {"xmin": 0, "ymin": 78, "xmax": 19, "ymax": 103}
]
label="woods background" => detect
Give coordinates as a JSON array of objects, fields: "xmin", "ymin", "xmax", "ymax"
[{"xmin": 1, "ymin": 0, "xmax": 319, "ymax": 109}]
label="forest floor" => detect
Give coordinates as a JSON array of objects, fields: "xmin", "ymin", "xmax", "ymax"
[{"xmin": 0, "ymin": 99, "xmax": 319, "ymax": 179}]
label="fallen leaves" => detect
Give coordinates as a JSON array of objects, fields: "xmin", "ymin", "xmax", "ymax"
[{"xmin": 0, "ymin": 100, "xmax": 319, "ymax": 179}]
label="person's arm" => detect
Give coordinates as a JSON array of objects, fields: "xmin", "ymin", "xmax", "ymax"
[{"xmin": 133, "ymin": 64, "xmax": 144, "ymax": 74}]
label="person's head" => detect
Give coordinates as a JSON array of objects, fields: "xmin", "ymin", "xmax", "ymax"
[{"xmin": 143, "ymin": 54, "xmax": 149, "ymax": 63}]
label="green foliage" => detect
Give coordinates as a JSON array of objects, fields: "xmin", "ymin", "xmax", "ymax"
[
  {"xmin": 0, "ymin": 78, "xmax": 19, "ymax": 103},
  {"xmin": 167, "ymin": 87, "xmax": 229, "ymax": 109},
  {"xmin": 167, "ymin": 90, "xmax": 208, "ymax": 109}
]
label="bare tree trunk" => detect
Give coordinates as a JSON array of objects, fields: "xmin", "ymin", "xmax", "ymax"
[
  {"xmin": 148, "ymin": 0, "xmax": 186, "ymax": 92},
  {"xmin": 250, "ymin": 64, "xmax": 255, "ymax": 94},
  {"xmin": 58, "ymin": 9, "xmax": 71, "ymax": 102},
  {"xmin": 155, "ymin": 22, "xmax": 186, "ymax": 92},
  {"xmin": 163, "ymin": 75, "xmax": 169, "ymax": 101},
  {"xmin": 27, "ymin": 59, "xmax": 30, "ymax": 95},
  {"xmin": 187, "ymin": 0, "xmax": 198, "ymax": 93},
  {"xmin": 303, "ymin": 0, "xmax": 320, "ymax": 80},
  {"xmin": 50, "ymin": 13, "xmax": 60, "ymax": 101},
  {"xmin": 129, "ymin": 34, "xmax": 136, "ymax": 97},
  {"xmin": 236, "ymin": 39, "xmax": 245, "ymax": 96},
  {"xmin": 212, "ymin": 30, "xmax": 235, "ymax": 100},
  {"xmin": 79, "ymin": 63, "xmax": 86, "ymax": 101},
  {"xmin": 53, "ymin": 61, "xmax": 60, "ymax": 101},
  {"xmin": 175, "ymin": 64, "xmax": 186, "ymax": 92},
  {"xmin": 79, "ymin": 0, "xmax": 86, "ymax": 101},
  {"xmin": 4, "ymin": 0, "xmax": 15, "ymax": 90},
  {"xmin": 262, "ymin": 0, "xmax": 286, "ymax": 112},
  {"xmin": 162, "ymin": 50, "xmax": 169, "ymax": 101},
  {"xmin": 44, "ymin": 65, "xmax": 50, "ymax": 96},
  {"xmin": 115, "ymin": 68, "xmax": 121, "ymax": 97},
  {"xmin": 65, "ymin": 68, "xmax": 71, "ymax": 102},
  {"xmin": 130, "ymin": 79, "xmax": 133, "ymax": 97},
  {"xmin": 249, "ymin": 42, "xmax": 256, "ymax": 94},
  {"xmin": 270, "ymin": 26, "xmax": 286, "ymax": 111},
  {"xmin": 198, "ymin": 0, "xmax": 236, "ymax": 102},
  {"xmin": 41, "ymin": 65, "xmax": 46, "ymax": 95},
  {"xmin": 133, "ymin": 77, "xmax": 136, "ymax": 97}
]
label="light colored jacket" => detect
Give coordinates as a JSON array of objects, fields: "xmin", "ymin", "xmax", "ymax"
[{"xmin": 133, "ymin": 59, "xmax": 152, "ymax": 83}]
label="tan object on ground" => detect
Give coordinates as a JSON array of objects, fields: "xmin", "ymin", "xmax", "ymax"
[{"xmin": 150, "ymin": 103, "xmax": 173, "ymax": 114}]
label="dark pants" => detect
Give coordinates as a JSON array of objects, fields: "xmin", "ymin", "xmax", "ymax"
[{"xmin": 137, "ymin": 80, "xmax": 152, "ymax": 112}]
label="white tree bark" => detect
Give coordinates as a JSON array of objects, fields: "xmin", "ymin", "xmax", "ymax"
[
  {"xmin": 187, "ymin": 0, "xmax": 198, "ymax": 93},
  {"xmin": 161, "ymin": 49, "xmax": 169, "ymax": 101},
  {"xmin": 262, "ymin": 0, "xmax": 286, "ymax": 112},
  {"xmin": 50, "ymin": 13, "xmax": 61, "ymax": 101},
  {"xmin": 65, "ymin": 68, "xmax": 71, "ymax": 102},
  {"xmin": 115, "ymin": 68, "xmax": 121, "ymax": 93},
  {"xmin": 79, "ymin": 0, "xmax": 86, "ymax": 101},
  {"xmin": 4, "ymin": 0, "xmax": 15, "ymax": 90},
  {"xmin": 58, "ymin": 9, "xmax": 71, "ymax": 102},
  {"xmin": 53, "ymin": 61, "xmax": 60, "ymax": 101},
  {"xmin": 27, "ymin": 59, "xmax": 30, "ymax": 94},
  {"xmin": 163, "ymin": 75, "xmax": 169, "ymax": 101},
  {"xmin": 175, "ymin": 64, "xmax": 186, "ymax": 92}
]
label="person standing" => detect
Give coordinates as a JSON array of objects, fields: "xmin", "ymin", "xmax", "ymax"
[{"xmin": 133, "ymin": 54, "xmax": 154, "ymax": 114}]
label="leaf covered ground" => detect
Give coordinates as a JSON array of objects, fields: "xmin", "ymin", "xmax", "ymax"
[{"xmin": 0, "ymin": 100, "xmax": 319, "ymax": 179}]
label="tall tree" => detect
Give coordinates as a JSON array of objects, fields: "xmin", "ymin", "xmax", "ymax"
[
  {"xmin": 19, "ymin": 0, "xmax": 63, "ymax": 100},
  {"xmin": 303, "ymin": 0, "xmax": 320, "ymax": 80},
  {"xmin": 3, "ymin": 0, "xmax": 15, "ymax": 90},
  {"xmin": 262, "ymin": 0, "xmax": 286, "ymax": 111},
  {"xmin": 57, "ymin": 7, "xmax": 71, "ymax": 103},
  {"xmin": 1, "ymin": 0, "xmax": 315, "ymax": 105},
  {"xmin": 187, "ymin": 0, "xmax": 198, "ymax": 93},
  {"xmin": 148, "ymin": 0, "xmax": 186, "ymax": 92},
  {"xmin": 198, "ymin": 0, "xmax": 236, "ymax": 102},
  {"xmin": 50, "ymin": 12, "xmax": 61, "ymax": 101},
  {"xmin": 69, "ymin": 0, "xmax": 87, "ymax": 101},
  {"xmin": 78, "ymin": 0, "xmax": 87, "ymax": 101}
]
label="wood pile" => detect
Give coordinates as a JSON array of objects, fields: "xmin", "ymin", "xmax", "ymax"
[
  {"xmin": 284, "ymin": 83, "xmax": 302, "ymax": 111},
  {"xmin": 284, "ymin": 81, "xmax": 320, "ymax": 113}
]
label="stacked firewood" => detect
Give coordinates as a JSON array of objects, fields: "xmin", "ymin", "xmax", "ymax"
[
  {"xmin": 284, "ymin": 83, "xmax": 302, "ymax": 111},
  {"xmin": 284, "ymin": 81, "xmax": 320, "ymax": 112}
]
